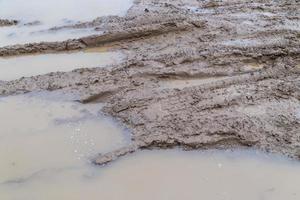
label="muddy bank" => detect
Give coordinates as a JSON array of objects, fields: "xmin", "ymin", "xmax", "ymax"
[
  {"xmin": 0, "ymin": 0, "xmax": 300, "ymax": 164},
  {"xmin": 0, "ymin": 21, "xmax": 192, "ymax": 56},
  {"xmin": 0, "ymin": 19, "xmax": 18, "ymax": 27}
]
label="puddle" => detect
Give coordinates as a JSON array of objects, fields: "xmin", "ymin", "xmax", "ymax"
[
  {"xmin": 160, "ymin": 77, "xmax": 228, "ymax": 89},
  {"xmin": 1, "ymin": 149, "xmax": 299, "ymax": 200},
  {"xmin": 0, "ymin": 25, "xmax": 98, "ymax": 47},
  {"xmin": 0, "ymin": 51, "xmax": 124, "ymax": 81},
  {"xmin": 0, "ymin": 0, "xmax": 133, "ymax": 46},
  {"xmin": 0, "ymin": 92, "xmax": 129, "ymax": 187},
  {"xmin": 84, "ymin": 46, "xmax": 117, "ymax": 53}
]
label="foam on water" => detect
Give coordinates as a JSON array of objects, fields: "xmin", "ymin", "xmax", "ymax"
[
  {"xmin": 0, "ymin": 50, "xmax": 124, "ymax": 81},
  {"xmin": 0, "ymin": 0, "xmax": 133, "ymax": 46},
  {"xmin": 0, "ymin": 149, "xmax": 299, "ymax": 200}
]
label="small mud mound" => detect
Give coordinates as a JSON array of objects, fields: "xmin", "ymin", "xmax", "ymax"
[{"xmin": 0, "ymin": 19, "xmax": 18, "ymax": 27}]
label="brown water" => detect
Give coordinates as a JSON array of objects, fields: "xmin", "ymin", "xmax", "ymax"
[
  {"xmin": 0, "ymin": 51, "xmax": 124, "ymax": 81},
  {"xmin": 0, "ymin": 92, "xmax": 129, "ymax": 195},
  {"xmin": 0, "ymin": 93, "xmax": 299, "ymax": 200},
  {"xmin": 1, "ymin": 147, "xmax": 299, "ymax": 200},
  {"xmin": 0, "ymin": 0, "xmax": 133, "ymax": 47}
]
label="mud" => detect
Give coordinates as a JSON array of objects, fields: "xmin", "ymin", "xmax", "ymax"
[
  {"xmin": 0, "ymin": 0, "xmax": 300, "ymax": 165},
  {"xmin": 0, "ymin": 19, "xmax": 18, "ymax": 27}
]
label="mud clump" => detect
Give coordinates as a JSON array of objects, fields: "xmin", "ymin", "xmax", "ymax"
[
  {"xmin": 0, "ymin": 0, "xmax": 300, "ymax": 165},
  {"xmin": 0, "ymin": 19, "xmax": 18, "ymax": 27}
]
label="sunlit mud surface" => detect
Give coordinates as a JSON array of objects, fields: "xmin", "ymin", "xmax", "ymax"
[
  {"xmin": 0, "ymin": 0, "xmax": 133, "ymax": 46},
  {"xmin": 0, "ymin": 51, "xmax": 124, "ymax": 81},
  {"xmin": 1, "ymin": 149, "xmax": 299, "ymax": 200},
  {"xmin": 0, "ymin": 92, "xmax": 129, "ymax": 196}
]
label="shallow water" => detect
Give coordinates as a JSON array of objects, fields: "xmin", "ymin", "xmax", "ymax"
[
  {"xmin": 0, "ymin": 1, "xmax": 299, "ymax": 199},
  {"xmin": 0, "ymin": 0, "xmax": 133, "ymax": 46},
  {"xmin": 0, "ymin": 25, "xmax": 98, "ymax": 47},
  {"xmin": 0, "ymin": 92, "xmax": 129, "ymax": 187},
  {"xmin": 1, "ymin": 148, "xmax": 299, "ymax": 200},
  {"xmin": 0, "ymin": 93, "xmax": 299, "ymax": 199},
  {"xmin": 0, "ymin": 51, "xmax": 124, "ymax": 81}
]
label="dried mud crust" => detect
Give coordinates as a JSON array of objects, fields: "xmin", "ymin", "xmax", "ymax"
[{"xmin": 0, "ymin": 0, "xmax": 300, "ymax": 164}]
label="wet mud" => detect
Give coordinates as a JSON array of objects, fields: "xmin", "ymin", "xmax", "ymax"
[
  {"xmin": 0, "ymin": 19, "xmax": 18, "ymax": 27},
  {"xmin": 0, "ymin": 0, "xmax": 299, "ymax": 165}
]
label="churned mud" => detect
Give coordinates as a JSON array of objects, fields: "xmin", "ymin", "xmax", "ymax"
[
  {"xmin": 0, "ymin": 0, "xmax": 300, "ymax": 166},
  {"xmin": 0, "ymin": 19, "xmax": 18, "ymax": 27}
]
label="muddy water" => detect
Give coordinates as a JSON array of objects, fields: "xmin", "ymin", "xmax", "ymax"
[
  {"xmin": 1, "ymin": 149, "xmax": 299, "ymax": 200},
  {"xmin": 0, "ymin": 0, "xmax": 133, "ymax": 46},
  {"xmin": 0, "ymin": 92, "xmax": 129, "ymax": 188},
  {"xmin": 0, "ymin": 1, "xmax": 299, "ymax": 199},
  {"xmin": 0, "ymin": 51, "xmax": 124, "ymax": 81},
  {"xmin": 0, "ymin": 25, "xmax": 98, "ymax": 47}
]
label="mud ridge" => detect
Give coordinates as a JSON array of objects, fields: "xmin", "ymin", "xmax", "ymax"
[{"xmin": 0, "ymin": 19, "xmax": 18, "ymax": 27}]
